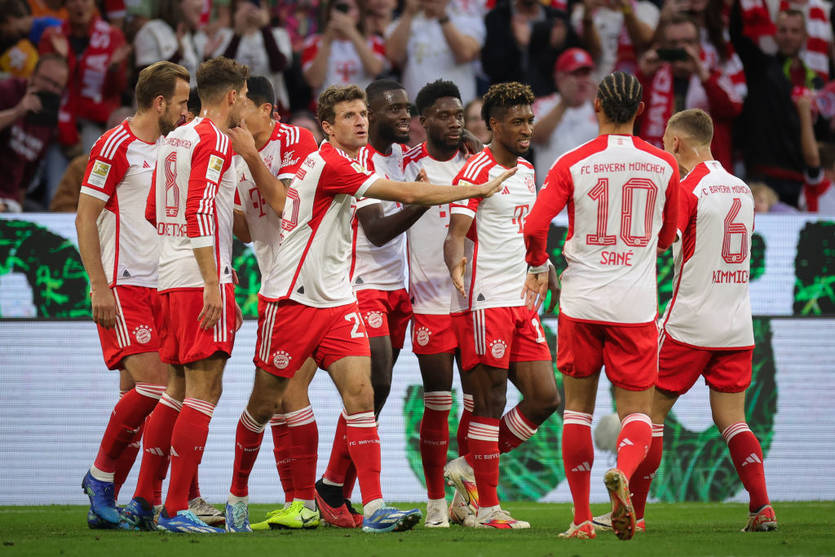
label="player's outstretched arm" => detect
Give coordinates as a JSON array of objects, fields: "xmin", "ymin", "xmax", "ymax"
[
  {"xmin": 444, "ymin": 213, "xmax": 473, "ymax": 298},
  {"xmin": 76, "ymin": 195, "xmax": 117, "ymax": 329},
  {"xmin": 228, "ymin": 124, "xmax": 287, "ymax": 215},
  {"xmin": 357, "ymin": 203, "xmax": 429, "ymax": 247},
  {"xmin": 524, "ymin": 166, "xmax": 571, "ymax": 267},
  {"xmin": 364, "ymin": 167, "xmax": 517, "ymax": 206}
]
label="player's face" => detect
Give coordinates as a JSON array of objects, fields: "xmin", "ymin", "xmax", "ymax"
[
  {"xmin": 423, "ymin": 96, "xmax": 464, "ymax": 152},
  {"xmin": 776, "ymin": 13, "xmax": 806, "ymax": 58},
  {"xmin": 328, "ymin": 99, "xmax": 369, "ymax": 151},
  {"xmin": 229, "ymin": 83, "xmax": 250, "ymax": 128},
  {"xmin": 491, "ymin": 104, "xmax": 534, "ymax": 157},
  {"xmin": 371, "ymin": 89, "xmax": 411, "ymax": 145},
  {"xmin": 159, "ymin": 78, "xmax": 191, "ymax": 136}
]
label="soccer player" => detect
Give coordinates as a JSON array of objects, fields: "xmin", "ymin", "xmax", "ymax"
[
  {"xmin": 442, "ymin": 82, "xmax": 561, "ymax": 529},
  {"xmin": 401, "ymin": 78, "xmax": 473, "ymax": 528},
  {"xmin": 133, "ymin": 57, "xmax": 249, "ymax": 534},
  {"xmin": 623, "ymin": 108, "xmax": 776, "ymax": 533},
  {"xmin": 523, "ymin": 71, "xmax": 679, "ymax": 540},
  {"xmin": 254, "ymin": 84, "xmax": 514, "ymax": 533},
  {"xmin": 76, "ymin": 61, "xmax": 191, "ymax": 528},
  {"xmin": 222, "ymin": 75, "xmax": 320, "ymax": 532}
]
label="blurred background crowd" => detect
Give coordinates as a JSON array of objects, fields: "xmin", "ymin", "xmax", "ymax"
[{"xmin": 1, "ymin": 0, "xmax": 834, "ymax": 214}]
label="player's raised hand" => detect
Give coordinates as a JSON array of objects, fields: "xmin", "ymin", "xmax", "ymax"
[
  {"xmin": 228, "ymin": 121, "xmax": 257, "ymax": 158},
  {"xmin": 478, "ymin": 167, "xmax": 517, "ymax": 198},
  {"xmin": 198, "ymin": 283, "xmax": 223, "ymax": 330},
  {"xmin": 91, "ymin": 287, "xmax": 117, "ymax": 329},
  {"xmin": 522, "ymin": 270, "xmax": 548, "ymax": 312},
  {"xmin": 450, "ymin": 256, "xmax": 467, "ymax": 297}
]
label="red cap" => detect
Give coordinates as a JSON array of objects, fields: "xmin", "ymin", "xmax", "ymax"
[{"xmin": 555, "ymin": 48, "xmax": 595, "ymax": 73}]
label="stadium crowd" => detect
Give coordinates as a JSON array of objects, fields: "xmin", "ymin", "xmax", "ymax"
[{"xmin": 1, "ymin": 0, "xmax": 835, "ymax": 213}]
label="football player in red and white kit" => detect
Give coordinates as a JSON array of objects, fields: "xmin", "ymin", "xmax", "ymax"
[
  {"xmin": 140, "ymin": 57, "xmax": 250, "ymax": 533},
  {"xmin": 76, "ymin": 61, "xmax": 191, "ymax": 529},
  {"xmin": 222, "ymin": 75, "xmax": 321, "ymax": 532},
  {"xmin": 523, "ymin": 72, "xmax": 679, "ymax": 540},
  {"xmin": 443, "ymin": 82, "xmax": 560, "ymax": 529},
  {"xmin": 403, "ymin": 79, "xmax": 473, "ymax": 528},
  {"xmin": 624, "ymin": 109, "xmax": 776, "ymax": 533},
  {"xmin": 254, "ymin": 84, "xmax": 514, "ymax": 532}
]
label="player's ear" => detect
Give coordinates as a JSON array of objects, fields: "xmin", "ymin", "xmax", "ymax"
[
  {"xmin": 153, "ymin": 94, "xmax": 166, "ymax": 114},
  {"xmin": 634, "ymin": 101, "xmax": 646, "ymax": 118}
]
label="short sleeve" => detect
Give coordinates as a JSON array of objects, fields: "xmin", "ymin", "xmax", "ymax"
[
  {"xmin": 80, "ymin": 133, "xmax": 130, "ymax": 202},
  {"xmin": 319, "ymin": 150, "xmax": 382, "ymax": 198},
  {"xmin": 450, "ymin": 165, "xmax": 482, "ymax": 217},
  {"xmin": 278, "ymin": 127, "xmax": 319, "ymax": 180},
  {"xmin": 185, "ymin": 135, "xmax": 233, "ymax": 244}
]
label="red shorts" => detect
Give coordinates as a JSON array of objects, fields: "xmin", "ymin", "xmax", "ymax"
[
  {"xmin": 159, "ymin": 283, "xmax": 237, "ymax": 366},
  {"xmin": 656, "ymin": 332, "xmax": 753, "ymax": 395},
  {"xmin": 254, "ymin": 297, "xmax": 371, "ymax": 377},
  {"xmin": 355, "ymin": 288, "xmax": 412, "ymax": 349},
  {"xmin": 411, "ymin": 313, "xmax": 457, "ymax": 355},
  {"xmin": 556, "ymin": 313, "xmax": 657, "ymax": 391},
  {"xmin": 96, "ymin": 285, "xmax": 163, "ymax": 370},
  {"xmin": 452, "ymin": 306, "xmax": 551, "ymax": 371}
]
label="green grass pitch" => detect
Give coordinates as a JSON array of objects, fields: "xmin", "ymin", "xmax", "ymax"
[{"xmin": 0, "ymin": 502, "xmax": 832, "ymax": 557}]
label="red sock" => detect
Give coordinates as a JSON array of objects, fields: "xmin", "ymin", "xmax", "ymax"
[
  {"xmin": 92, "ymin": 384, "xmax": 165, "ymax": 479},
  {"xmin": 457, "ymin": 394, "xmax": 473, "ymax": 457},
  {"xmin": 188, "ymin": 471, "xmax": 200, "ymax": 501},
  {"xmin": 230, "ymin": 409, "xmax": 267, "ymax": 498},
  {"xmin": 563, "ymin": 410, "xmax": 594, "ymax": 524},
  {"xmin": 499, "ymin": 405, "xmax": 537, "ymax": 453},
  {"xmin": 421, "ymin": 391, "xmax": 452, "ymax": 499},
  {"xmin": 323, "ymin": 412, "xmax": 351, "ymax": 485},
  {"xmin": 270, "ymin": 415, "xmax": 294, "ymax": 503},
  {"xmin": 468, "ymin": 418, "xmax": 501, "ymax": 508},
  {"xmin": 630, "ymin": 424, "xmax": 664, "ymax": 520},
  {"xmin": 114, "ymin": 418, "xmax": 145, "ymax": 500},
  {"xmin": 286, "ymin": 406, "xmax": 318, "ymax": 501},
  {"xmin": 134, "ymin": 393, "xmax": 180, "ymax": 503},
  {"xmin": 165, "ymin": 398, "xmax": 214, "ymax": 516},
  {"xmin": 342, "ymin": 464, "xmax": 357, "ymax": 499},
  {"xmin": 344, "ymin": 412, "xmax": 382, "ymax": 505},
  {"xmin": 723, "ymin": 422, "xmax": 770, "ymax": 512},
  {"xmin": 616, "ymin": 413, "xmax": 652, "ymax": 480}
]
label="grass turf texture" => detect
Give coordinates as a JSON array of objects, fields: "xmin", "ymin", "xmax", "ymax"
[{"xmin": 0, "ymin": 502, "xmax": 831, "ymax": 557}]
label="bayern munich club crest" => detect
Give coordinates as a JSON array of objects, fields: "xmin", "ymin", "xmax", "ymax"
[
  {"xmin": 133, "ymin": 325, "xmax": 152, "ymax": 344},
  {"xmin": 489, "ymin": 339, "xmax": 507, "ymax": 359},
  {"xmin": 415, "ymin": 326, "xmax": 431, "ymax": 346},
  {"xmin": 523, "ymin": 174, "xmax": 535, "ymax": 193},
  {"xmin": 365, "ymin": 311, "xmax": 384, "ymax": 329},
  {"xmin": 273, "ymin": 350, "xmax": 292, "ymax": 370}
]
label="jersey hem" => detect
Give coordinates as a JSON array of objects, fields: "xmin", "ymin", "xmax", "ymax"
[{"xmin": 662, "ymin": 329, "xmax": 755, "ymax": 351}]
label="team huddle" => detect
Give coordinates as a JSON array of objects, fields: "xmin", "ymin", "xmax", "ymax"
[{"xmin": 76, "ymin": 56, "xmax": 776, "ymax": 538}]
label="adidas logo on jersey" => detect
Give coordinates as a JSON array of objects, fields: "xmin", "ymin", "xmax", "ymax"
[
  {"xmin": 570, "ymin": 461, "xmax": 591, "ymax": 472},
  {"xmin": 500, "ymin": 186, "xmax": 511, "ymax": 195},
  {"xmin": 618, "ymin": 438, "xmax": 634, "ymax": 450},
  {"xmin": 741, "ymin": 453, "xmax": 762, "ymax": 467},
  {"xmin": 143, "ymin": 160, "xmax": 151, "ymax": 169}
]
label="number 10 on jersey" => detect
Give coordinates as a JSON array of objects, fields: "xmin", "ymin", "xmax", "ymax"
[{"xmin": 586, "ymin": 177, "xmax": 658, "ymax": 247}]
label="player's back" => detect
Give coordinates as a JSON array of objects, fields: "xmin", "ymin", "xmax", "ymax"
[
  {"xmin": 662, "ymin": 160, "xmax": 755, "ymax": 348},
  {"xmin": 555, "ymin": 134, "xmax": 678, "ymax": 324},
  {"xmin": 154, "ymin": 117, "xmax": 236, "ymax": 291}
]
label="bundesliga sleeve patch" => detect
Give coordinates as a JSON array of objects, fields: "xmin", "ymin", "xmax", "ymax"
[
  {"xmin": 87, "ymin": 160, "xmax": 112, "ymax": 188},
  {"xmin": 206, "ymin": 154, "xmax": 224, "ymax": 183}
]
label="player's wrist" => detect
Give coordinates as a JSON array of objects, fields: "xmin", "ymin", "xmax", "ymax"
[{"xmin": 528, "ymin": 263, "xmax": 550, "ymax": 274}]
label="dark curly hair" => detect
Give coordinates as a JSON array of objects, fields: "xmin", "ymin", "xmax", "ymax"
[
  {"xmin": 481, "ymin": 81, "xmax": 535, "ymax": 131},
  {"xmin": 415, "ymin": 79, "xmax": 462, "ymax": 115},
  {"xmin": 596, "ymin": 72, "xmax": 643, "ymax": 125}
]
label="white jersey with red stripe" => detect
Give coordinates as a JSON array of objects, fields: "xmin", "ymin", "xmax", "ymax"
[
  {"xmin": 260, "ymin": 141, "xmax": 383, "ymax": 308},
  {"xmin": 234, "ymin": 122, "xmax": 318, "ymax": 274},
  {"xmin": 403, "ymin": 143, "xmax": 470, "ymax": 314},
  {"xmin": 150, "ymin": 117, "xmax": 236, "ymax": 291},
  {"xmin": 532, "ymin": 134, "xmax": 679, "ymax": 324},
  {"xmin": 450, "ymin": 147, "xmax": 537, "ymax": 313},
  {"xmin": 81, "ymin": 119, "xmax": 160, "ymax": 288},
  {"xmin": 350, "ymin": 143, "xmax": 409, "ymax": 291},
  {"xmin": 661, "ymin": 160, "xmax": 755, "ymax": 348}
]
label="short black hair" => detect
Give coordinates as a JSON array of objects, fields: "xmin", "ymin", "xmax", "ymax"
[
  {"xmin": 246, "ymin": 75, "xmax": 276, "ymax": 107},
  {"xmin": 366, "ymin": 78, "xmax": 405, "ymax": 106},
  {"xmin": 188, "ymin": 86, "xmax": 201, "ymax": 115},
  {"xmin": 481, "ymin": 81, "xmax": 534, "ymax": 130},
  {"xmin": 596, "ymin": 72, "xmax": 643, "ymax": 124},
  {"xmin": 415, "ymin": 79, "xmax": 461, "ymax": 115}
]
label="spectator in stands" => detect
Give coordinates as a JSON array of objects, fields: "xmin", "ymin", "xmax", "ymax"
[
  {"xmin": 751, "ymin": 182, "xmax": 799, "ymax": 213},
  {"xmin": 0, "ymin": 54, "xmax": 67, "ymax": 212},
  {"xmin": 277, "ymin": 0, "xmax": 319, "ymax": 52},
  {"xmin": 531, "ymin": 47, "xmax": 598, "ymax": 184},
  {"xmin": 133, "ymin": 0, "xmax": 205, "ymax": 82},
  {"xmin": 463, "ymin": 96, "xmax": 490, "ymax": 143},
  {"xmin": 482, "ymin": 0, "xmax": 592, "ymax": 96},
  {"xmin": 731, "ymin": 0, "xmax": 811, "ymax": 206},
  {"xmin": 386, "ymin": 0, "xmax": 485, "ymax": 103},
  {"xmin": 365, "ymin": 0, "xmax": 395, "ymax": 36},
  {"xmin": 27, "ymin": 0, "xmax": 67, "ymax": 20},
  {"xmin": 636, "ymin": 14, "xmax": 745, "ymax": 171},
  {"xmin": 0, "ymin": 0, "xmax": 61, "ymax": 77},
  {"xmin": 302, "ymin": 0, "xmax": 387, "ymax": 96},
  {"xmin": 780, "ymin": 0, "xmax": 832, "ymax": 81},
  {"xmin": 39, "ymin": 0, "xmax": 130, "ymax": 154},
  {"xmin": 794, "ymin": 89, "xmax": 835, "ymax": 212},
  {"xmin": 571, "ymin": 0, "xmax": 659, "ymax": 82}
]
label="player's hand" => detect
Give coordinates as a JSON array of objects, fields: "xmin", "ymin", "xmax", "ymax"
[
  {"xmin": 638, "ymin": 49, "xmax": 662, "ymax": 76},
  {"xmin": 450, "ymin": 256, "xmax": 467, "ymax": 297},
  {"xmin": 415, "ymin": 168, "xmax": 428, "ymax": 182},
  {"xmin": 546, "ymin": 264, "xmax": 560, "ymax": 313},
  {"xmin": 460, "ymin": 128, "xmax": 482, "ymax": 155},
  {"xmin": 17, "ymin": 88, "xmax": 42, "ymax": 116},
  {"xmin": 477, "ymin": 167, "xmax": 517, "ymax": 198},
  {"xmin": 522, "ymin": 271, "xmax": 549, "ymax": 312},
  {"xmin": 198, "ymin": 282, "xmax": 223, "ymax": 330},
  {"xmin": 234, "ymin": 302, "xmax": 243, "ymax": 331},
  {"xmin": 91, "ymin": 286, "xmax": 118, "ymax": 329},
  {"xmin": 228, "ymin": 122, "xmax": 257, "ymax": 158}
]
